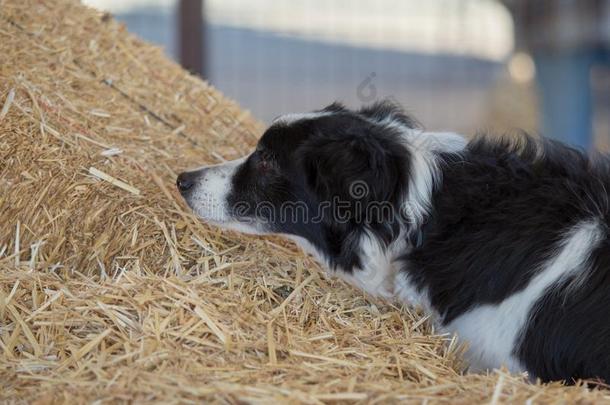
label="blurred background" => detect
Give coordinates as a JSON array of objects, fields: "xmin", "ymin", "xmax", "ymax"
[{"xmin": 83, "ymin": 0, "xmax": 609, "ymax": 150}]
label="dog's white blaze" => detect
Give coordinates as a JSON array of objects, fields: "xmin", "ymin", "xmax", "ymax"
[
  {"xmin": 273, "ymin": 112, "xmax": 332, "ymax": 125},
  {"xmin": 401, "ymin": 130, "xmax": 466, "ymax": 228},
  {"xmin": 188, "ymin": 157, "xmax": 245, "ymax": 222},
  {"xmin": 445, "ymin": 220, "xmax": 604, "ymax": 374},
  {"xmin": 188, "ymin": 157, "xmax": 271, "ymax": 236}
]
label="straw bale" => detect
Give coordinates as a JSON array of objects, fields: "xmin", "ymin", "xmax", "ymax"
[{"xmin": 1, "ymin": 0, "xmax": 609, "ymax": 403}]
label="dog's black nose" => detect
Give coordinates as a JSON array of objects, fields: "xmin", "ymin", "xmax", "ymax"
[{"xmin": 176, "ymin": 172, "xmax": 195, "ymax": 192}]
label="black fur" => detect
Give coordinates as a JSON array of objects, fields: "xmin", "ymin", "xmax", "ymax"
[{"xmin": 358, "ymin": 100, "xmax": 421, "ymax": 129}]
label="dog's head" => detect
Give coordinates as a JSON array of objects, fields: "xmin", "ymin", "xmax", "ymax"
[{"xmin": 177, "ymin": 102, "xmax": 429, "ymax": 270}]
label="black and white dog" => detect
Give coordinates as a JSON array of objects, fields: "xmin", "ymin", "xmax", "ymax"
[{"xmin": 177, "ymin": 101, "xmax": 610, "ymax": 384}]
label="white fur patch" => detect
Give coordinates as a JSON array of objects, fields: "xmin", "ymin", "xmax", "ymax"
[
  {"xmin": 185, "ymin": 157, "xmax": 245, "ymax": 223},
  {"xmin": 401, "ymin": 130, "xmax": 466, "ymax": 228},
  {"xmin": 445, "ymin": 220, "xmax": 604, "ymax": 373},
  {"xmin": 289, "ymin": 232, "xmax": 405, "ymax": 299},
  {"xmin": 286, "ymin": 235, "xmax": 330, "ymax": 266},
  {"xmin": 272, "ymin": 112, "xmax": 332, "ymax": 125},
  {"xmin": 395, "ymin": 271, "xmax": 435, "ymax": 317},
  {"xmin": 341, "ymin": 233, "xmax": 406, "ymax": 298}
]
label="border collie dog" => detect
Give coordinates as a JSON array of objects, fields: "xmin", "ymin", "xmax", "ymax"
[{"xmin": 177, "ymin": 101, "xmax": 610, "ymax": 384}]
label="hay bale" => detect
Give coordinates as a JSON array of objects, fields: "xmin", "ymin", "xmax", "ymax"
[{"xmin": 0, "ymin": 0, "xmax": 608, "ymax": 402}]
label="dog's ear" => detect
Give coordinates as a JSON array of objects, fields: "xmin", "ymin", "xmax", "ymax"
[{"xmin": 299, "ymin": 129, "xmax": 407, "ymax": 214}]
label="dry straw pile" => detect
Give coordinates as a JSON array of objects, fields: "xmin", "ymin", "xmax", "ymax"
[{"xmin": 0, "ymin": 0, "xmax": 609, "ymax": 403}]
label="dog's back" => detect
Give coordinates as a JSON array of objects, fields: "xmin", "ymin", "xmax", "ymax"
[{"xmin": 404, "ymin": 135, "xmax": 610, "ymax": 382}]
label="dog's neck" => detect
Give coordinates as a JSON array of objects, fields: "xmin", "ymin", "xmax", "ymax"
[{"xmin": 291, "ymin": 129, "xmax": 467, "ymax": 301}]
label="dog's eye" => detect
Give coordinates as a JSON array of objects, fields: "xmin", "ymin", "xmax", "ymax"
[
  {"xmin": 258, "ymin": 159, "xmax": 272, "ymax": 172},
  {"xmin": 255, "ymin": 150, "xmax": 274, "ymax": 172}
]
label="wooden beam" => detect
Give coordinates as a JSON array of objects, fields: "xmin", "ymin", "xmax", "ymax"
[{"xmin": 178, "ymin": 0, "xmax": 205, "ymax": 77}]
